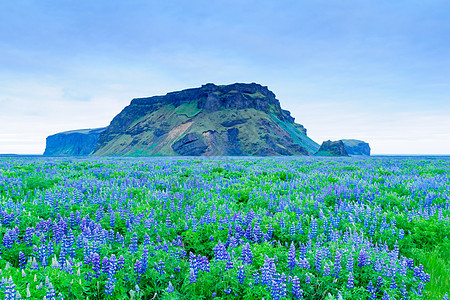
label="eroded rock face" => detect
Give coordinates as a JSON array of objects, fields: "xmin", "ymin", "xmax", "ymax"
[
  {"xmin": 341, "ymin": 139, "xmax": 371, "ymax": 156},
  {"xmin": 315, "ymin": 140, "xmax": 349, "ymax": 156},
  {"xmin": 44, "ymin": 128, "xmax": 106, "ymax": 156},
  {"xmin": 171, "ymin": 133, "xmax": 208, "ymax": 156}
]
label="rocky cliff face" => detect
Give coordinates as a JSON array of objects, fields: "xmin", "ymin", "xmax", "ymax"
[
  {"xmin": 93, "ymin": 83, "xmax": 319, "ymax": 156},
  {"xmin": 341, "ymin": 139, "xmax": 371, "ymax": 156},
  {"xmin": 44, "ymin": 128, "xmax": 106, "ymax": 156},
  {"xmin": 315, "ymin": 140, "xmax": 349, "ymax": 156}
]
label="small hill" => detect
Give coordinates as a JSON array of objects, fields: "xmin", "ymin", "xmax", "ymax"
[{"xmin": 92, "ymin": 83, "xmax": 320, "ymax": 156}]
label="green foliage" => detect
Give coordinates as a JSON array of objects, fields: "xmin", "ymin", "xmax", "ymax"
[{"xmin": 25, "ymin": 176, "xmax": 61, "ymax": 191}]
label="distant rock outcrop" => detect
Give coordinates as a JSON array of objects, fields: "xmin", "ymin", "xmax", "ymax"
[
  {"xmin": 341, "ymin": 139, "xmax": 371, "ymax": 156},
  {"xmin": 91, "ymin": 83, "xmax": 320, "ymax": 156},
  {"xmin": 44, "ymin": 128, "xmax": 106, "ymax": 156},
  {"xmin": 315, "ymin": 140, "xmax": 349, "ymax": 156},
  {"xmin": 315, "ymin": 139, "xmax": 371, "ymax": 156}
]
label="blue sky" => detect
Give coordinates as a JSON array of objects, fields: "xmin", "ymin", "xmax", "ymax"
[{"xmin": 1, "ymin": 0, "xmax": 449, "ymax": 154}]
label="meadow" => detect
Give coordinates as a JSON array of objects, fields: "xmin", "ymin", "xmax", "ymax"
[{"xmin": 0, "ymin": 156, "xmax": 449, "ymax": 299}]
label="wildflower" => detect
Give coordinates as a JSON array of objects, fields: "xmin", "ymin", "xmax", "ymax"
[
  {"xmin": 19, "ymin": 251, "xmax": 26, "ymax": 269},
  {"xmin": 292, "ymin": 276, "xmax": 303, "ymax": 299},
  {"xmin": 167, "ymin": 281, "xmax": 174, "ymax": 293},
  {"xmin": 237, "ymin": 265, "xmax": 246, "ymax": 284},
  {"xmin": 315, "ymin": 249, "xmax": 322, "ymax": 272},
  {"xmin": 129, "ymin": 232, "xmax": 138, "ymax": 253},
  {"xmin": 334, "ymin": 249, "xmax": 342, "ymax": 278},
  {"xmin": 189, "ymin": 268, "xmax": 197, "ymax": 283},
  {"xmin": 347, "ymin": 255, "xmax": 354, "ymax": 273},
  {"xmin": 288, "ymin": 242, "xmax": 296, "ymax": 271},
  {"xmin": 46, "ymin": 282, "xmax": 56, "ymax": 300},
  {"xmin": 347, "ymin": 272, "xmax": 355, "ymax": 289}
]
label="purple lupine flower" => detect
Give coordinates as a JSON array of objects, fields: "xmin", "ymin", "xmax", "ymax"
[
  {"xmin": 253, "ymin": 224, "xmax": 262, "ymax": 243},
  {"xmin": 228, "ymin": 236, "xmax": 238, "ymax": 249},
  {"xmin": 288, "ymin": 242, "xmax": 296, "ymax": 271},
  {"xmin": 267, "ymin": 223, "xmax": 273, "ymax": 238},
  {"xmin": 305, "ymin": 273, "xmax": 311, "ymax": 284},
  {"xmin": 382, "ymin": 291, "xmax": 390, "ymax": 300},
  {"xmin": 143, "ymin": 233, "xmax": 151, "ymax": 246},
  {"xmin": 245, "ymin": 224, "xmax": 252, "ymax": 241},
  {"xmin": 129, "ymin": 232, "xmax": 138, "ymax": 253},
  {"xmin": 92, "ymin": 253, "xmax": 101, "ymax": 277},
  {"xmin": 189, "ymin": 268, "xmax": 197, "ymax": 283},
  {"xmin": 299, "ymin": 243, "xmax": 306, "ymax": 259},
  {"xmin": 334, "ymin": 249, "xmax": 342, "ymax": 278},
  {"xmin": 155, "ymin": 259, "xmax": 166, "ymax": 275},
  {"xmin": 166, "ymin": 214, "xmax": 172, "ymax": 228},
  {"xmin": 271, "ymin": 274, "xmax": 282, "ymax": 300},
  {"xmin": 315, "ymin": 250, "xmax": 322, "ymax": 272},
  {"xmin": 18, "ymin": 251, "xmax": 26, "ymax": 269},
  {"xmin": 201, "ymin": 256, "xmax": 210, "ymax": 272},
  {"xmin": 4, "ymin": 277, "xmax": 16, "ymax": 300},
  {"xmin": 323, "ymin": 263, "xmax": 331, "ymax": 276},
  {"xmin": 24, "ymin": 227, "xmax": 34, "ymax": 246},
  {"xmin": 105, "ymin": 255, "xmax": 117, "ymax": 296},
  {"xmin": 225, "ymin": 259, "xmax": 234, "ymax": 271},
  {"xmin": 347, "ymin": 255, "xmax": 354, "ymax": 273},
  {"xmin": 443, "ymin": 293, "xmax": 449, "ymax": 300},
  {"xmin": 167, "ymin": 281, "xmax": 175, "ymax": 293},
  {"xmin": 358, "ymin": 248, "xmax": 367, "ymax": 267},
  {"xmin": 110, "ymin": 211, "xmax": 115, "ymax": 228},
  {"xmin": 400, "ymin": 281, "xmax": 408, "ymax": 300},
  {"xmin": 376, "ymin": 276, "xmax": 384, "ymax": 292},
  {"xmin": 290, "ymin": 224, "xmax": 296, "ymax": 236},
  {"xmin": 253, "ymin": 272, "xmax": 261, "ymax": 285},
  {"xmin": 241, "ymin": 243, "xmax": 253, "ymax": 264},
  {"xmin": 46, "ymin": 282, "xmax": 56, "ymax": 300},
  {"xmin": 390, "ymin": 277, "xmax": 397, "ymax": 290},
  {"xmin": 142, "ymin": 246, "xmax": 149, "ymax": 272},
  {"xmin": 310, "ymin": 218, "xmax": 318, "ymax": 239},
  {"xmin": 213, "ymin": 241, "xmax": 227, "ymax": 261},
  {"xmin": 134, "ymin": 259, "xmax": 142, "ymax": 283},
  {"xmin": 292, "ymin": 276, "xmax": 303, "ymax": 299},
  {"xmin": 237, "ymin": 265, "xmax": 246, "ymax": 284},
  {"xmin": 347, "ymin": 272, "xmax": 355, "ymax": 289},
  {"xmin": 279, "ymin": 273, "xmax": 287, "ymax": 298},
  {"xmin": 117, "ymin": 255, "xmax": 125, "ymax": 270},
  {"xmin": 3, "ymin": 232, "xmax": 12, "ymax": 249},
  {"xmin": 102, "ymin": 257, "xmax": 109, "ymax": 275}
]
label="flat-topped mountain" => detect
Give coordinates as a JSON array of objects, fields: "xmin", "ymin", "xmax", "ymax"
[{"xmin": 92, "ymin": 83, "xmax": 319, "ymax": 156}]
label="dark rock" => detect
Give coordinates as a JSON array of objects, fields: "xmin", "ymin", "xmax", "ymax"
[
  {"xmin": 315, "ymin": 140, "xmax": 349, "ymax": 156},
  {"xmin": 341, "ymin": 139, "xmax": 371, "ymax": 156},
  {"xmin": 171, "ymin": 133, "xmax": 208, "ymax": 156},
  {"xmin": 44, "ymin": 127, "xmax": 106, "ymax": 156},
  {"xmin": 226, "ymin": 128, "xmax": 243, "ymax": 155}
]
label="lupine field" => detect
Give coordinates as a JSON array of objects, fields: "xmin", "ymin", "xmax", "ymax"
[{"xmin": 0, "ymin": 156, "xmax": 449, "ymax": 300}]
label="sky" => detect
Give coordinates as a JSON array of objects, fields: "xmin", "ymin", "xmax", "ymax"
[{"xmin": 1, "ymin": 0, "xmax": 449, "ymax": 155}]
